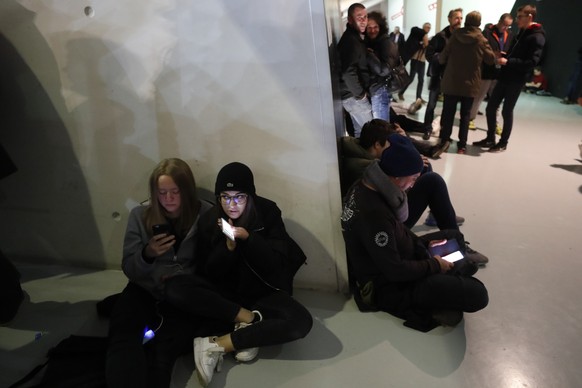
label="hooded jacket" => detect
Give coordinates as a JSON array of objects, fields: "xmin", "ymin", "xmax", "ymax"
[
  {"xmin": 341, "ymin": 162, "xmax": 440, "ymax": 309},
  {"xmin": 122, "ymin": 201, "xmax": 212, "ymax": 299},
  {"xmin": 439, "ymin": 26, "xmax": 495, "ymax": 97},
  {"xmin": 499, "ymin": 23, "xmax": 546, "ymax": 84}
]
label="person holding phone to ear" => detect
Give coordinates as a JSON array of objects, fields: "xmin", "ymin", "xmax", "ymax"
[{"xmin": 107, "ymin": 158, "xmax": 219, "ymax": 388}]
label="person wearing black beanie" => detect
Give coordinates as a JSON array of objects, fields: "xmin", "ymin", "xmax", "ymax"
[
  {"xmin": 187, "ymin": 162, "xmax": 312, "ymax": 386},
  {"xmin": 341, "ymin": 137, "xmax": 489, "ymax": 332}
]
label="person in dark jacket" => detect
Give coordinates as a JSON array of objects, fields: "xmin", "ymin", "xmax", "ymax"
[
  {"xmin": 469, "ymin": 13, "xmax": 514, "ymax": 129},
  {"xmin": 192, "ymin": 162, "xmax": 312, "ymax": 387},
  {"xmin": 389, "ymin": 26, "xmax": 406, "ymax": 55},
  {"xmin": 341, "ymin": 134, "xmax": 489, "ymax": 332},
  {"xmin": 366, "ymin": 11, "xmax": 399, "ymax": 121},
  {"xmin": 399, "ymin": 23, "xmax": 430, "ymax": 102},
  {"xmin": 474, "ymin": 4, "xmax": 546, "ymax": 152},
  {"xmin": 438, "ymin": 11, "xmax": 495, "ymax": 154},
  {"xmin": 422, "ymin": 8, "xmax": 463, "ymax": 146},
  {"xmin": 338, "ymin": 3, "xmax": 373, "ymax": 138}
]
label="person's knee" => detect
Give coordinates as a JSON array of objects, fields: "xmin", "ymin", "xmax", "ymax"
[
  {"xmin": 464, "ymin": 279, "xmax": 489, "ymax": 312},
  {"xmin": 417, "ymin": 172, "xmax": 447, "ymax": 191},
  {"xmin": 287, "ymin": 310, "xmax": 313, "ymax": 341}
]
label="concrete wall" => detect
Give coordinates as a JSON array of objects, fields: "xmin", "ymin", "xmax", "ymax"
[{"xmin": 0, "ymin": 0, "xmax": 348, "ymax": 292}]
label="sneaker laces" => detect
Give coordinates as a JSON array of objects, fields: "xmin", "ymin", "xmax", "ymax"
[
  {"xmin": 464, "ymin": 241, "xmax": 477, "ymax": 254},
  {"xmin": 204, "ymin": 345, "xmax": 225, "ymax": 372}
]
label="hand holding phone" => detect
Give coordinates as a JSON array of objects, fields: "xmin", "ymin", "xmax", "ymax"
[
  {"xmin": 429, "ymin": 239, "xmax": 464, "ymax": 263},
  {"xmin": 152, "ymin": 224, "xmax": 171, "ymax": 236},
  {"xmin": 220, "ymin": 218, "xmax": 235, "ymax": 241},
  {"xmin": 146, "ymin": 224, "xmax": 175, "ymax": 258}
]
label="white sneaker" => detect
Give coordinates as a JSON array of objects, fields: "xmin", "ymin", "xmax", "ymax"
[
  {"xmin": 234, "ymin": 310, "xmax": 262, "ymax": 362},
  {"xmin": 431, "ymin": 116, "xmax": 441, "ymax": 136},
  {"xmin": 194, "ymin": 337, "xmax": 225, "ymax": 387}
]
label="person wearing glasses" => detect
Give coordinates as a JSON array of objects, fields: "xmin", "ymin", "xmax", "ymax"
[
  {"xmin": 191, "ymin": 162, "xmax": 313, "ymax": 387},
  {"xmin": 474, "ymin": 4, "xmax": 546, "ymax": 152}
]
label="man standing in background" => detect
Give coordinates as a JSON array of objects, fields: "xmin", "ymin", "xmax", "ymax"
[
  {"xmin": 399, "ymin": 23, "xmax": 431, "ymax": 103},
  {"xmin": 468, "ymin": 13, "xmax": 514, "ymax": 131},
  {"xmin": 338, "ymin": 3, "xmax": 373, "ymax": 138},
  {"xmin": 389, "ymin": 26, "xmax": 406, "ymax": 56},
  {"xmin": 422, "ymin": 8, "xmax": 463, "ymax": 146},
  {"xmin": 473, "ymin": 4, "xmax": 546, "ymax": 153}
]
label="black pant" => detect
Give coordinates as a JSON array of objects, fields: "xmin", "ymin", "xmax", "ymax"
[
  {"xmin": 106, "ymin": 282, "xmax": 227, "ymax": 388},
  {"xmin": 401, "ymin": 59, "xmax": 426, "ymax": 99},
  {"xmin": 375, "ymin": 229, "xmax": 488, "ymax": 315},
  {"xmin": 163, "ymin": 275, "xmax": 313, "ymax": 351},
  {"xmin": 440, "ymin": 94, "xmax": 473, "ymax": 148},
  {"xmin": 404, "ymin": 172, "xmax": 458, "ymax": 230},
  {"xmin": 423, "ymin": 78, "xmax": 441, "ymax": 129},
  {"xmin": 486, "ymin": 80, "xmax": 524, "ymax": 144}
]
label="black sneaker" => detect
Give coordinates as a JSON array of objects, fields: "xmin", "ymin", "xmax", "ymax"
[
  {"xmin": 422, "ymin": 129, "xmax": 432, "ymax": 140},
  {"xmin": 431, "ymin": 140, "xmax": 450, "ymax": 158},
  {"xmin": 464, "ymin": 242, "xmax": 489, "ymax": 266},
  {"xmin": 472, "ymin": 138, "xmax": 495, "ymax": 148},
  {"xmin": 489, "ymin": 143, "xmax": 507, "ymax": 153},
  {"xmin": 432, "ymin": 310, "xmax": 463, "ymax": 327}
]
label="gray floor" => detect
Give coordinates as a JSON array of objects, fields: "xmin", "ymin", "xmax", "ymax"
[{"xmin": 2, "ymin": 90, "xmax": 582, "ymax": 388}]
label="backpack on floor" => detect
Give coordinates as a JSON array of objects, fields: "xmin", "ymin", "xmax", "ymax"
[{"xmin": 9, "ymin": 335, "xmax": 108, "ymax": 388}]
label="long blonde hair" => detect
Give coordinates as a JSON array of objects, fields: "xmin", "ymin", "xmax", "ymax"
[{"xmin": 144, "ymin": 158, "xmax": 200, "ymax": 237}]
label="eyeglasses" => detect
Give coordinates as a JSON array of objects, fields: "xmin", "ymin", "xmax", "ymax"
[{"xmin": 219, "ymin": 194, "xmax": 248, "ymax": 205}]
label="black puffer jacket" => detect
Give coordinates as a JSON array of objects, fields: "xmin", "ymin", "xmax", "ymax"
[
  {"xmin": 197, "ymin": 196, "xmax": 304, "ymax": 299},
  {"xmin": 499, "ymin": 23, "xmax": 546, "ymax": 84}
]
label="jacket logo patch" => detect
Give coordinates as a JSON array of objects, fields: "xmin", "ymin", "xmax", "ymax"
[{"xmin": 374, "ymin": 231, "xmax": 389, "ymax": 247}]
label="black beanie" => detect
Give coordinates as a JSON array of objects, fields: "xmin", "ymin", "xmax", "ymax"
[
  {"xmin": 379, "ymin": 134, "xmax": 423, "ymax": 177},
  {"xmin": 214, "ymin": 162, "xmax": 256, "ymax": 196}
]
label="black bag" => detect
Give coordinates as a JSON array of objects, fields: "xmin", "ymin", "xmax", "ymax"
[
  {"xmin": 9, "ymin": 335, "xmax": 108, "ymax": 388},
  {"xmin": 0, "ymin": 250, "xmax": 24, "ymax": 324},
  {"xmin": 387, "ymin": 57, "xmax": 411, "ymax": 93}
]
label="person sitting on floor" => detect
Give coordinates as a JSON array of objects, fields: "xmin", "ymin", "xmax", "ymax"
[
  {"xmin": 191, "ymin": 162, "xmax": 313, "ymax": 387},
  {"xmin": 524, "ymin": 66, "xmax": 549, "ymax": 95},
  {"xmin": 341, "ymin": 134, "xmax": 489, "ymax": 331},
  {"xmin": 339, "ymin": 120, "xmax": 488, "ymax": 264}
]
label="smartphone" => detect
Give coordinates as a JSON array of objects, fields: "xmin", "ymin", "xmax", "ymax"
[
  {"xmin": 221, "ymin": 218, "xmax": 235, "ymax": 241},
  {"xmin": 429, "ymin": 239, "xmax": 464, "ymax": 263},
  {"xmin": 152, "ymin": 224, "xmax": 171, "ymax": 236}
]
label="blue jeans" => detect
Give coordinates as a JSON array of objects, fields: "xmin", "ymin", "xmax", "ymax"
[
  {"xmin": 342, "ymin": 96, "xmax": 373, "ymax": 138},
  {"xmin": 370, "ymin": 85, "xmax": 391, "ymax": 121}
]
